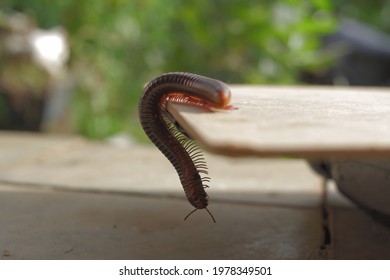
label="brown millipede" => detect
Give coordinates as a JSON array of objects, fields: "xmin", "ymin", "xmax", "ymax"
[{"xmin": 138, "ymin": 72, "xmax": 231, "ymax": 223}]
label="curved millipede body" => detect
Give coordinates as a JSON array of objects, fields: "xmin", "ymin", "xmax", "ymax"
[{"xmin": 138, "ymin": 72, "xmax": 231, "ymax": 223}]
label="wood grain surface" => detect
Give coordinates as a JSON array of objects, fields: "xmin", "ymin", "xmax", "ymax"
[{"xmin": 168, "ymin": 85, "xmax": 390, "ymax": 158}]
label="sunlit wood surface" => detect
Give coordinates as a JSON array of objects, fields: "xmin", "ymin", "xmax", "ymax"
[{"xmin": 168, "ymin": 85, "xmax": 390, "ymax": 158}]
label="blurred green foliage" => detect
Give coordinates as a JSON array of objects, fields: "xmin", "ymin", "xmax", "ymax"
[
  {"xmin": 0, "ymin": 0, "xmax": 388, "ymax": 140},
  {"xmin": 330, "ymin": 0, "xmax": 390, "ymax": 33}
]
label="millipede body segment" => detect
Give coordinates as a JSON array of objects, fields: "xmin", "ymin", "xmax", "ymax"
[{"xmin": 138, "ymin": 72, "xmax": 231, "ymax": 222}]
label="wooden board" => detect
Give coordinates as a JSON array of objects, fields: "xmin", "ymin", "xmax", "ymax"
[{"xmin": 168, "ymin": 85, "xmax": 390, "ymax": 158}]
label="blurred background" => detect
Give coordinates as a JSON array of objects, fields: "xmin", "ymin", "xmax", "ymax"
[{"xmin": 0, "ymin": 0, "xmax": 389, "ymax": 142}]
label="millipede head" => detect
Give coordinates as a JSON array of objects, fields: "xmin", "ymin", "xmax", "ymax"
[{"xmin": 184, "ymin": 207, "xmax": 216, "ymax": 223}]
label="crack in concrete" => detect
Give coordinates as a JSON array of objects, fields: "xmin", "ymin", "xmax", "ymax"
[{"xmin": 319, "ymin": 178, "xmax": 331, "ymax": 259}]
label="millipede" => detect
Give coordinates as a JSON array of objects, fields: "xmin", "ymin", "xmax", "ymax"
[{"xmin": 138, "ymin": 72, "xmax": 232, "ymax": 223}]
